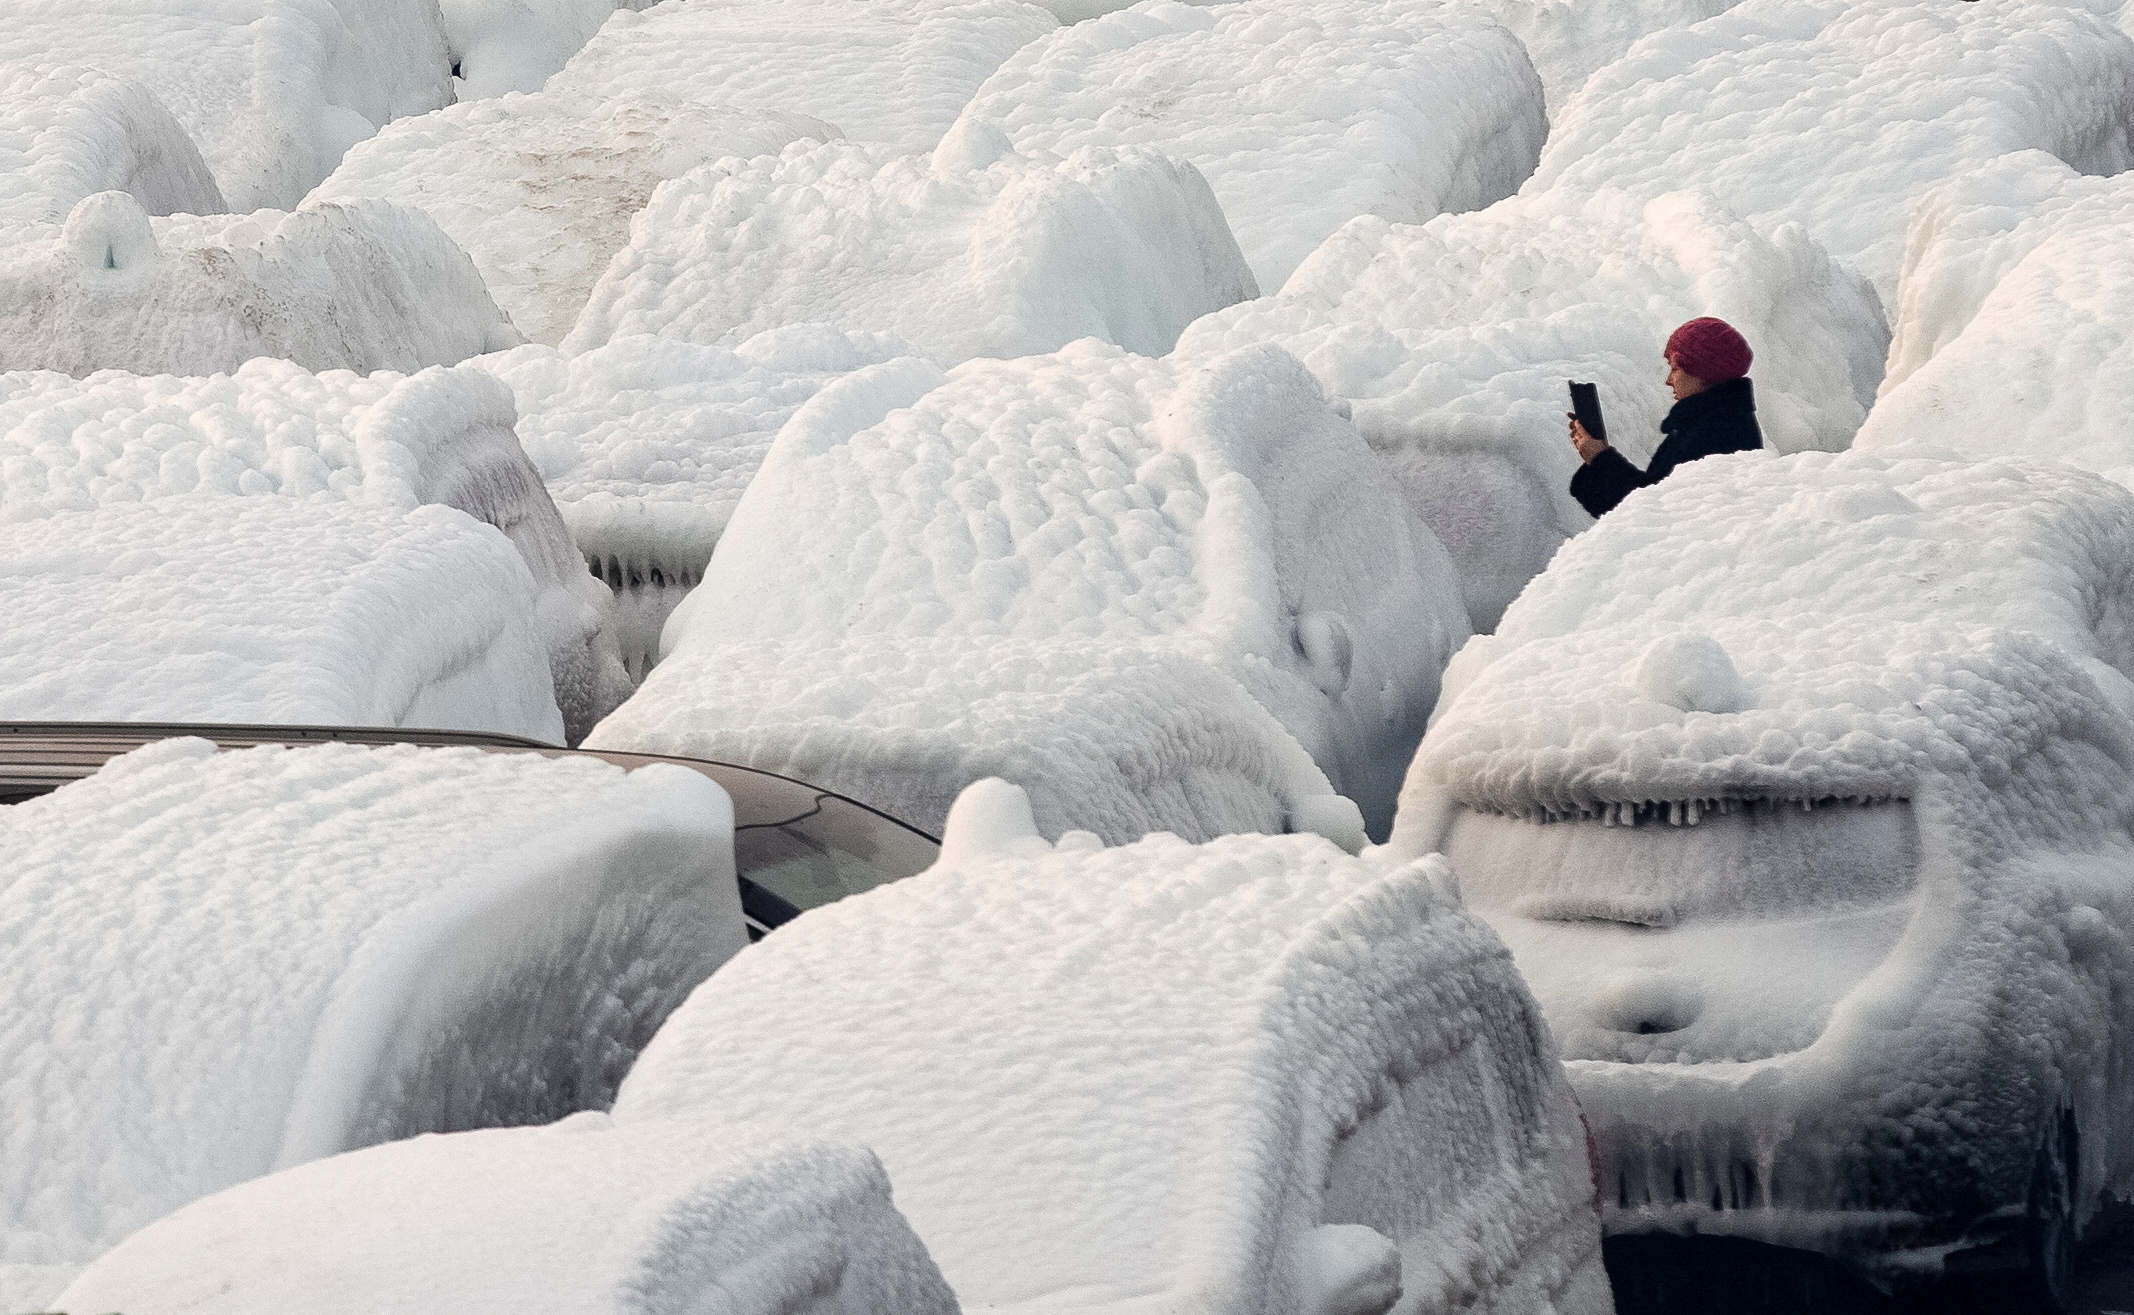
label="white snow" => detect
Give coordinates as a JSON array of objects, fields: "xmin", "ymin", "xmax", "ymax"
[
  {"xmin": 1390, "ymin": 447, "xmax": 2134, "ymax": 1277},
  {"xmin": 442, "ymin": 0, "xmax": 628, "ymax": 101},
  {"xmin": 589, "ymin": 340, "xmax": 1469, "ymax": 843},
  {"xmin": 1464, "ymin": 0, "xmax": 1743, "ymax": 116},
  {"xmin": 0, "ymin": 192, "xmax": 518, "ymax": 377},
  {"xmin": 0, "ymin": 360, "xmax": 627, "ymax": 741},
  {"xmin": 1859, "ymin": 151, "xmax": 2134, "ymax": 481},
  {"xmin": 1177, "ymin": 185, "xmax": 1886, "ymax": 630},
  {"xmin": 0, "ymin": 498, "xmax": 562, "ymax": 740},
  {"xmin": 549, "ymin": 0, "xmax": 1059, "ymax": 155},
  {"xmin": 611, "ymin": 778, "xmax": 1611, "ymax": 1314},
  {"xmin": 951, "ymin": 0, "xmax": 1546, "ymax": 291},
  {"xmin": 313, "ymin": 88, "xmax": 831, "ymax": 346},
  {"xmin": 0, "ymin": 64, "xmax": 224, "ymax": 231},
  {"xmin": 57, "ymin": 1123, "xmax": 956, "ymax": 1315},
  {"xmin": 469, "ymin": 328, "xmax": 904, "ymax": 679},
  {"xmin": 0, "ymin": 737, "xmax": 744, "ymax": 1312},
  {"xmin": 564, "ymin": 133, "xmax": 1254, "ymax": 365},
  {"xmin": 0, "ymin": 0, "xmax": 454, "ymax": 211},
  {"xmin": 1524, "ymin": 0, "xmax": 2134, "ymax": 309}
]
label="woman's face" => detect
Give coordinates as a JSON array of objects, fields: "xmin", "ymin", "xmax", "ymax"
[{"xmin": 1665, "ymin": 356, "xmax": 1710, "ymax": 402}]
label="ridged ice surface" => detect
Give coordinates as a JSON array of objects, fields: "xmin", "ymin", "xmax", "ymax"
[
  {"xmin": 0, "ymin": 498, "xmax": 561, "ymax": 739},
  {"xmin": 0, "ymin": 739, "xmax": 744, "ymax": 1313},
  {"xmin": 550, "ymin": 0, "xmax": 1057, "ymax": 155},
  {"xmin": 1526, "ymin": 0, "xmax": 2134, "ymax": 306},
  {"xmin": 58, "ymin": 1125, "xmax": 957, "ymax": 1315},
  {"xmin": 954, "ymin": 0, "xmax": 1546, "ymax": 290},
  {"xmin": 0, "ymin": 63, "xmax": 223, "ymax": 230},
  {"xmin": 314, "ymin": 87, "xmax": 829, "ymax": 345},
  {"xmin": 1178, "ymin": 185, "xmax": 1886, "ymax": 629},
  {"xmin": 565, "ymin": 133, "xmax": 1255, "ymax": 365},
  {"xmin": 0, "ymin": 360, "xmax": 627, "ymax": 740},
  {"xmin": 1860, "ymin": 151, "xmax": 2134, "ymax": 484},
  {"xmin": 591, "ymin": 340, "xmax": 1469, "ymax": 842},
  {"xmin": 1464, "ymin": 0, "xmax": 1742, "ymax": 114},
  {"xmin": 614, "ymin": 781, "xmax": 1610, "ymax": 1314}
]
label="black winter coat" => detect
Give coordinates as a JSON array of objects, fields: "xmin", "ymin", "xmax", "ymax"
[{"xmin": 1570, "ymin": 376, "xmax": 1763, "ymax": 518}]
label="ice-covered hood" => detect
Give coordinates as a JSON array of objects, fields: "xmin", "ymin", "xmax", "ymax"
[{"xmin": 1398, "ymin": 448, "xmax": 2134, "ymax": 836}]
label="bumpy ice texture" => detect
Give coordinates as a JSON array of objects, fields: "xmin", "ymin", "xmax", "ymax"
[
  {"xmin": 614, "ymin": 778, "xmax": 1611, "ymax": 1314},
  {"xmin": 0, "ymin": 498, "xmax": 563, "ymax": 740},
  {"xmin": 591, "ymin": 341, "xmax": 1470, "ymax": 843},
  {"xmin": 0, "ymin": 64, "xmax": 224, "ymax": 230},
  {"xmin": 1391, "ymin": 449, "xmax": 2134, "ymax": 1283},
  {"xmin": 953, "ymin": 0, "xmax": 1546, "ymax": 290},
  {"xmin": 0, "ymin": 192, "xmax": 518, "ymax": 376},
  {"xmin": 1525, "ymin": 0, "xmax": 2134, "ymax": 307},
  {"xmin": 1464, "ymin": 0, "xmax": 1742, "ymax": 115},
  {"xmin": 0, "ymin": 360, "xmax": 627, "ymax": 741},
  {"xmin": 0, "ymin": 0, "xmax": 453, "ymax": 211},
  {"xmin": 58, "ymin": 1123, "xmax": 957, "ymax": 1315},
  {"xmin": 550, "ymin": 0, "xmax": 1058, "ymax": 154},
  {"xmin": 565, "ymin": 132, "xmax": 1255, "ymax": 364},
  {"xmin": 1859, "ymin": 151, "xmax": 2134, "ymax": 480},
  {"xmin": 0, "ymin": 739, "xmax": 745, "ymax": 1312},
  {"xmin": 441, "ymin": 0, "xmax": 630, "ymax": 100},
  {"xmin": 314, "ymin": 89, "xmax": 830, "ymax": 345},
  {"xmin": 469, "ymin": 327, "xmax": 904, "ymax": 680},
  {"xmin": 1178, "ymin": 185, "xmax": 1886, "ymax": 630}
]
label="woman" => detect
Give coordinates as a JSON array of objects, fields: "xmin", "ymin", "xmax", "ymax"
[{"xmin": 1569, "ymin": 317, "xmax": 1763, "ymax": 518}]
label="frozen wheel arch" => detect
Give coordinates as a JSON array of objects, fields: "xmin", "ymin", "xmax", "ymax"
[
  {"xmin": 0, "ymin": 737, "xmax": 747, "ymax": 1311},
  {"xmin": 0, "ymin": 63, "xmax": 224, "ymax": 230},
  {"xmin": 588, "ymin": 340, "xmax": 1472, "ymax": 844},
  {"xmin": 1390, "ymin": 446, "xmax": 2134, "ymax": 1301}
]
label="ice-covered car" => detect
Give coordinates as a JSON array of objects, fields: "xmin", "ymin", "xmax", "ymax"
[
  {"xmin": 1390, "ymin": 446, "xmax": 2134, "ymax": 1308},
  {"xmin": 605, "ymin": 778, "xmax": 1614, "ymax": 1315}
]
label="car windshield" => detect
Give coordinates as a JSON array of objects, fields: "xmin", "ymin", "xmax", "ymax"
[{"xmin": 0, "ymin": 722, "xmax": 939, "ymax": 935}]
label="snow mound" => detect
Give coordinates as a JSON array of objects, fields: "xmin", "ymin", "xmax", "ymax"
[
  {"xmin": 1525, "ymin": 0, "xmax": 2134, "ymax": 308},
  {"xmin": 0, "ymin": 0, "xmax": 453, "ymax": 211},
  {"xmin": 550, "ymin": 0, "xmax": 1058, "ymax": 154},
  {"xmin": 565, "ymin": 135, "xmax": 1254, "ymax": 365},
  {"xmin": 0, "ymin": 192, "xmax": 517, "ymax": 376},
  {"xmin": 613, "ymin": 779, "xmax": 1610, "ymax": 1314},
  {"xmin": 58, "ymin": 1123, "xmax": 956, "ymax": 1315},
  {"xmin": 1465, "ymin": 0, "xmax": 1743, "ymax": 115},
  {"xmin": 314, "ymin": 88, "xmax": 831, "ymax": 346},
  {"xmin": 589, "ymin": 341, "xmax": 1468, "ymax": 842},
  {"xmin": 469, "ymin": 327, "xmax": 905, "ymax": 680},
  {"xmin": 1389, "ymin": 447, "xmax": 2134, "ymax": 1282},
  {"xmin": 442, "ymin": 0, "xmax": 630, "ymax": 101},
  {"xmin": 952, "ymin": 0, "xmax": 1545, "ymax": 291},
  {"xmin": 0, "ymin": 738, "xmax": 744, "ymax": 1312},
  {"xmin": 1178, "ymin": 185, "xmax": 1885, "ymax": 630},
  {"xmin": 0, "ymin": 498, "xmax": 561, "ymax": 740},
  {"xmin": 0, "ymin": 360, "xmax": 627, "ymax": 742},
  {"xmin": 0, "ymin": 64, "xmax": 224, "ymax": 231},
  {"xmin": 1860, "ymin": 152, "xmax": 2134, "ymax": 480}
]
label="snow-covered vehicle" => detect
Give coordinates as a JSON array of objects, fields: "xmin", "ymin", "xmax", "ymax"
[
  {"xmin": 605, "ymin": 778, "xmax": 1613, "ymax": 1314},
  {"xmin": 1391, "ymin": 447, "xmax": 2134, "ymax": 1308}
]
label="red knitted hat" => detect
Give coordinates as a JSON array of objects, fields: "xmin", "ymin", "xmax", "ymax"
[{"xmin": 1665, "ymin": 317, "xmax": 1752, "ymax": 382}]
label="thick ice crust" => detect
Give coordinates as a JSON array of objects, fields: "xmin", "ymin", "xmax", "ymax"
[
  {"xmin": 1526, "ymin": 0, "xmax": 2134, "ymax": 307},
  {"xmin": 315, "ymin": 88, "xmax": 831, "ymax": 345},
  {"xmin": 551, "ymin": 0, "xmax": 1059, "ymax": 154},
  {"xmin": 0, "ymin": 739, "xmax": 743, "ymax": 1312},
  {"xmin": 1178, "ymin": 186, "xmax": 1886, "ymax": 630},
  {"xmin": 615, "ymin": 784, "xmax": 1609, "ymax": 1313},
  {"xmin": 1861, "ymin": 152, "xmax": 2134, "ymax": 481},
  {"xmin": 565, "ymin": 134, "xmax": 1255, "ymax": 365},
  {"xmin": 0, "ymin": 360, "xmax": 627, "ymax": 740},
  {"xmin": 1466, "ymin": 0, "xmax": 1741, "ymax": 115},
  {"xmin": 0, "ymin": 499, "xmax": 561, "ymax": 739},
  {"xmin": 592, "ymin": 340, "xmax": 1468, "ymax": 841},
  {"xmin": 0, "ymin": 0, "xmax": 453, "ymax": 211},
  {"xmin": 953, "ymin": 0, "xmax": 1546, "ymax": 290},
  {"xmin": 0, "ymin": 64, "xmax": 224, "ymax": 230},
  {"xmin": 58, "ymin": 1123, "xmax": 957, "ymax": 1315},
  {"xmin": 441, "ymin": 0, "xmax": 620, "ymax": 101},
  {"xmin": 0, "ymin": 192, "xmax": 518, "ymax": 377},
  {"xmin": 1391, "ymin": 449, "xmax": 2134, "ymax": 1271}
]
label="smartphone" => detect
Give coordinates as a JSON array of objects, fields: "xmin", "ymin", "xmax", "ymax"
[{"xmin": 1567, "ymin": 380, "xmax": 1607, "ymax": 444}]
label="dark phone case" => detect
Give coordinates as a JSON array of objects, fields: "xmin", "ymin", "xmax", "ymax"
[{"xmin": 1568, "ymin": 380, "xmax": 1607, "ymax": 444}]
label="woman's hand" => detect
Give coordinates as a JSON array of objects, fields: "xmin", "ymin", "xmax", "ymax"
[{"xmin": 1567, "ymin": 414, "xmax": 1608, "ymax": 463}]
